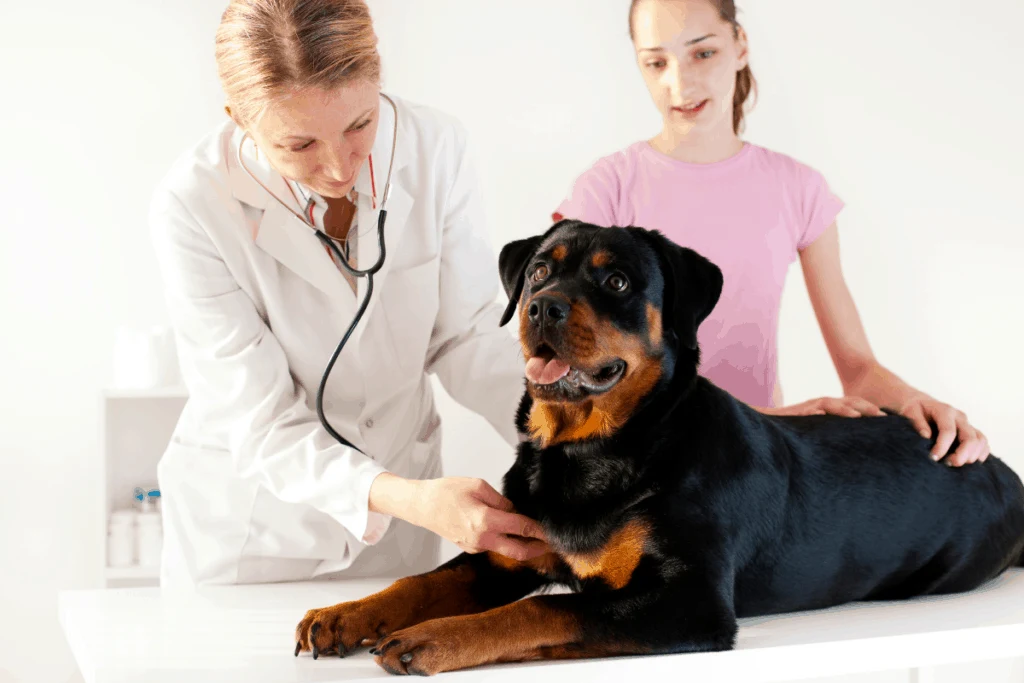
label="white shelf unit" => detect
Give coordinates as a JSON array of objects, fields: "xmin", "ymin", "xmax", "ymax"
[{"xmin": 100, "ymin": 387, "xmax": 187, "ymax": 588}]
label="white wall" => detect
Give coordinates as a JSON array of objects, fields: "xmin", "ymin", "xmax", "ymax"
[{"xmin": 0, "ymin": 1, "xmax": 1021, "ymax": 682}]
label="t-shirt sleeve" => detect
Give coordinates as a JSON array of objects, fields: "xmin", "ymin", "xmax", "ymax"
[
  {"xmin": 552, "ymin": 157, "xmax": 621, "ymax": 227},
  {"xmin": 796, "ymin": 164, "xmax": 845, "ymax": 250}
]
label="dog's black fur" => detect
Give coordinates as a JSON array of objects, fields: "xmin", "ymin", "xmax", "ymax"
[{"xmin": 297, "ymin": 219, "xmax": 1024, "ymax": 674}]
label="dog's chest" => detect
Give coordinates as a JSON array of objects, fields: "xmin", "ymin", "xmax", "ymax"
[{"xmin": 551, "ymin": 519, "xmax": 650, "ymax": 589}]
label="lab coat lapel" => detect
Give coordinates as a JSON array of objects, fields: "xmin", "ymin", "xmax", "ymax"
[
  {"xmin": 256, "ymin": 199, "xmax": 356, "ymax": 307},
  {"xmin": 227, "ymin": 125, "xmax": 357, "ymax": 309}
]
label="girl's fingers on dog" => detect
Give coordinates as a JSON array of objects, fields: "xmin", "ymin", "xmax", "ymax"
[
  {"xmin": 902, "ymin": 403, "xmax": 932, "ymax": 442},
  {"xmin": 931, "ymin": 409, "xmax": 959, "ymax": 461},
  {"xmin": 946, "ymin": 426, "xmax": 979, "ymax": 467},
  {"xmin": 822, "ymin": 399, "xmax": 860, "ymax": 418},
  {"xmin": 977, "ymin": 431, "xmax": 990, "ymax": 462},
  {"xmin": 852, "ymin": 398, "xmax": 886, "ymax": 416}
]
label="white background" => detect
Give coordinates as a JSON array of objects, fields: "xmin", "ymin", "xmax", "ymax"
[{"xmin": 1, "ymin": 1, "xmax": 1022, "ymax": 682}]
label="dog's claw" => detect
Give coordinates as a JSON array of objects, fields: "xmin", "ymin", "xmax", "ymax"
[
  {"xmin": 294, "ymin": 641, "xmax": 301, "ymax": 657},
  {"xmin": 369, "ymin": 647, "xmax": 379, "ymax": 655}
]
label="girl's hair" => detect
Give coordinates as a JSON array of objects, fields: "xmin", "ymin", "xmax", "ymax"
[
  {"xmin": 629, "ymin": 0, "xmax": 757, "ymax": 134},
  {"xmin": 215, "ymin": 0, "xmax": 381, "ymax": 127}
]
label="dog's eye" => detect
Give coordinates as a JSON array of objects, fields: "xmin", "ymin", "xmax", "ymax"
[
  {"xmin": 606, "ymin": 273, "xmax": 629, "ymax": 292},
  {"xmin": 531, "ymin": 264, "xmax": 550, "ymax": 283}
]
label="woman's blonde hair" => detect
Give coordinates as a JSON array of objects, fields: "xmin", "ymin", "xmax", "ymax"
[{"xmin": 215, "ymin": 0, "xmax": 381, "ymax": 127}]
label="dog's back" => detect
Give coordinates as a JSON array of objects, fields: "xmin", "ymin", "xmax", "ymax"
[{"xmin": 706, "ymin": 385, "xmax": 1024, "ymax": 616}]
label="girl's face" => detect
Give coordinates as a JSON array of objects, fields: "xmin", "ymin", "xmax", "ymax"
[
  {"xmin": 632, "ymin": 0, "xmax": 748, "ymax": 139},
  {"xmin": 247, "ymin": 79, "xmax": 381, "ymax": 200}
]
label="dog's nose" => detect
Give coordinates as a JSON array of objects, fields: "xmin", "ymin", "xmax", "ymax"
[{"xmin": 528, "ymin": 295, "xmax": 569, "ymax": 326}]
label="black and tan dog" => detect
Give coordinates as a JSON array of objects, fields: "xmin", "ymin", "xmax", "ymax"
[{"xmin": 296, "ymin": 219, "xmax": 1024, "ymax": 676}]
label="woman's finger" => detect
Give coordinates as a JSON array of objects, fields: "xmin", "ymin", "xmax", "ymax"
[
  {"xmin": 902, "ymin": 403, "xmax": 931, "ymax": 441},
  {"xmin": 482, "ymin": 508, "xmax": 548, "ymax": 542},
  {"xmin": 931, "ymin": 409, "xmax": 959, "ymax": 461},
  {"xmin": 470, "ymin": 479, "xmax": 514, "ymax": 512},
  {"xmin": 480, "ymin": 534, "xmax": 549, "ymax": 562},
  {"xmin": 977, "ymin": 431, "xmax": 990, "ymax": 462},
  {"xmin": 823, "ymin": 399, "xmax": 860, "ymax": 418},
  {"xmin": 852, "ymin": 398, "xmax": 886, "ymax": 417}
]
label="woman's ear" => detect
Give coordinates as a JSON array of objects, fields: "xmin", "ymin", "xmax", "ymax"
[{"xmin": 735, "ymin": 24, "xmax": 750, "ymax": 71}]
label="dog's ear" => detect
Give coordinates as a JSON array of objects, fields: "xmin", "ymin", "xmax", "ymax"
[
  {"xmin": 498, "ymin": 235, "xmax": 545, "ymax": 327},
  {"xmin": 642, "ymin": 230, "xmax": 723, "ymax": 351}
]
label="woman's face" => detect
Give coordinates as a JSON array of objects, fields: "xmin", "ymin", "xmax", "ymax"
[
  {"xmin": 632, "ymin": 0, "xmax": 748, "ymax": 139},
  {"xmin": 247, "ymin": 79, "xmax": 381, "ymax": 200}
]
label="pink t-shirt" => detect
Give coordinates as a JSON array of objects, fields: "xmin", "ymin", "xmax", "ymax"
[{"xmin": 554, "ymin": 141, "xmax": 844, "ymax": 408}]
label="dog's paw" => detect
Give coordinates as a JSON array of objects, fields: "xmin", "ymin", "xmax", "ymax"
[
  {"xmin": 371, "ymin": 620, "xmax": 472, "ymax": 676},
  {"xmin": 295, "ymin": 600, "xmax": 394, "ymax": 659}
]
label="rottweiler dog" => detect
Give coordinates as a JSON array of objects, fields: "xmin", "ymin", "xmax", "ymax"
[{"xmin": 295, "ymin": 219, "xmax": 1024, "ymax": 676}]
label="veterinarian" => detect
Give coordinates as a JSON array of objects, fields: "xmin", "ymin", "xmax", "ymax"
[
  {"xmin": 554, "ymin": 0, "xmax": 989, "ymax": 468},
  {"xmin": 149, "ymin": 0, "xmax": 545, "ymax": 588}
]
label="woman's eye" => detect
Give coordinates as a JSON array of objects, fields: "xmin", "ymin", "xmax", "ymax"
[
  {"xmin": 606, "ymin": 273, "xmax": 629, "ymax": 292},
  {"xmin": 291, "ymin": 140, "xmax": 315, "ymax": 153},
  {"xmin": 531, "ymin": 264, "xmax": 550, "ymax": 283}
]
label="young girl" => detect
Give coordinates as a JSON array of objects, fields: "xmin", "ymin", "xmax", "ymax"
[{"xmin": 553, "ymin": 0, "xmax": 988, "ymax": 467}]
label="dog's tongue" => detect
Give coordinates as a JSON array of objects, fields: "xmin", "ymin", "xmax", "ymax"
[{"xmin": 525, "ymin": 356, "xmax": 571, "ymax": 385}]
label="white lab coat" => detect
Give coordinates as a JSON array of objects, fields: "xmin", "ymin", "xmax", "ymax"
[{"xmin": 148, "ymin": 94, "xmax": 525, "ymax": 588}]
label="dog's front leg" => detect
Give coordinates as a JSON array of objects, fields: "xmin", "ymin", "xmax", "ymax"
[
  {"xmin": 296, "ymin": 550, "xmax": 557, "ymax": 658},
  {"xmin": 372, "ymin": 573, "xmax": 737, "ymax": 676}
]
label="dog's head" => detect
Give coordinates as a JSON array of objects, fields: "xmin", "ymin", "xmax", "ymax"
[{"xmin": 498, "ymin": 220, "xmax": 723, "ymax": 445}]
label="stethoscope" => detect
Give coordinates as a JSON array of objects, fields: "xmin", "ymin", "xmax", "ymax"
[{"xmin": 236, "ymin": 92, "xmax": 399, "ymax": 454}]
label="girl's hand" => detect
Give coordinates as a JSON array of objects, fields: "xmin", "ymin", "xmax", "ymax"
[
  {"xmin": 758, "ymin": 396, "xmax": 886, "ymax": 418},
  {"xmin": 899, "ymin": 395, "xmax": 990, "ymax": 466},
  {"xmin": 371, "ymin": 473, "xmax": 550, "ymax": 561}
]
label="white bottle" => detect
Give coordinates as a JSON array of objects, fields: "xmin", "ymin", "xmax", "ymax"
[
  {"xmin": 136, "ymin": 499, "xmax": 163, "ymax": 568},
  {"xmin": 107, "ymin": 510, "xmax": 136, "ymax": 568}
]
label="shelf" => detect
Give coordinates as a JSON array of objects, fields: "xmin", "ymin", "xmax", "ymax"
[
  {"xmin": 103, "ymin": 385, "xmax": 188, "ymax": 399},
  {"xmin": 105, "ymin": 565, "xmax": 160, "ymax": 580}
]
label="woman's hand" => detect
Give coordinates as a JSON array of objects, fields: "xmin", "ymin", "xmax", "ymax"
[
  {"xmin": 757, "ymin": 396, "xmax": 886, "ymax": 418},
  {"xmin": 898, "ymin": 394, "xmax": 990, "ymax": 466},
  {"xmin": 369, "ymin": 473, "xmax": 550, "ymax": 561}
]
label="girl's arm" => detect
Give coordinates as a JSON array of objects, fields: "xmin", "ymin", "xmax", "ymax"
[{"xmin": 798, "ymin": 222, "xmax": 989, "ymax": 466}]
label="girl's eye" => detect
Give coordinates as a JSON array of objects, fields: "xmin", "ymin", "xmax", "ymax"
[
  {"xmin": 606, "ymin": 273, "xmax": 629, "ymax": 292},
  {"xmin": 696, "ymin": 50, "xmax": 716, "ymax": 60},
  {"xmin": 646, "ymin": 59, "xmax": 667, "ymax": 70},
  {"xmin": 531, "ymin": 264, "xmax": 550, "ymax": 283}
]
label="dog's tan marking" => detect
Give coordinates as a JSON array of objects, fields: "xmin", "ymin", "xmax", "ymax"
[
  {"xmin": 646, "ymin": 302, "xmax": 662, "ymax": 345},
  {"xmin": 486, "ymin": 551, "xmax": 562, "ymax": 576},
  {"xmin": 551, "ymin": 244, "xmax": 569, "ymax": 261},
  {"xmin": 591, "ymin": 250, "xmax": 612, "ymax": 268},
  {"xmin": 562, "ymin": 519, "xmax": 649, "ymax": 590}
]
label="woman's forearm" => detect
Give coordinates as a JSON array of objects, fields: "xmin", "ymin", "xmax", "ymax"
[{"xmin": 843, "ymin": 361, "xmax": 925, "ymax": 412}]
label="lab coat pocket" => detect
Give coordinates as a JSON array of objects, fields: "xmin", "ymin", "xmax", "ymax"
[
  {"xmin": 157, "ymin": 441, "xmax": 259, "ymax": 585},
  {"xmin": 406, "ymin": 426, "xmax": 443, "ymax": 481},
  {"xmin": 380, "ymin": 259, "xmax": 440, "ymax": 375}
]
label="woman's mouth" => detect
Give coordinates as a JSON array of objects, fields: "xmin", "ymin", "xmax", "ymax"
[{"xmin": 672, "ymin": 100, "xmax": 709, "ymax": 118}]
